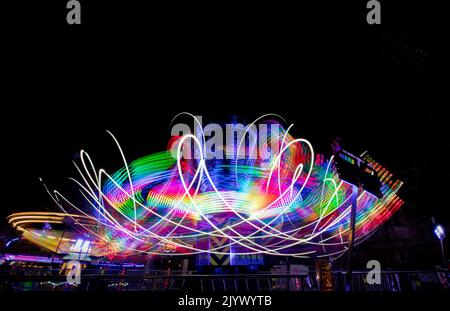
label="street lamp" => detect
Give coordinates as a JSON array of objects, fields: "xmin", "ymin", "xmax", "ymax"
[{"xmin": 433, "ymin": 223, "xmax": 446, "ymax": 268}]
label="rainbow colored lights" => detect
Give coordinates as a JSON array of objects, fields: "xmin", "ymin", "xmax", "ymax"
[{"xmin": 10, "ymin": 115, "xmax": 404, "ymax": 260}]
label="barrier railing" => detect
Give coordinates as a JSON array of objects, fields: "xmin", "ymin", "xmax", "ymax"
[
  {"xmin": 0, "ymin": 269, "xmax": 448, "ymax": 292},
  {"xmin": 332, "ymin": 270, "xmax": 449, "ymax": 292}
]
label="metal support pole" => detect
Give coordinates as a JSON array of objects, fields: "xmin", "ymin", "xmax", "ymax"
[
  {"xmin": 345, "ymin": 184, "xmax": 358, "ymax": 291},
  {"xmin": 51, "ymin": 222, "xmax": 67, "ymax": 265},
  {"xmin": 440, "ymin": 238, "xmax": 446, "ymax": 268}
]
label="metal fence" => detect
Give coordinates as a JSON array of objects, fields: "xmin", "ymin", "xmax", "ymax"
[
  {"xmin": 332, "ymin": 270, "xmax": 449, "ymax": 291},
  {"xmin": 0, "ymin": 269, "xmax": 448, "ymax": 292}
]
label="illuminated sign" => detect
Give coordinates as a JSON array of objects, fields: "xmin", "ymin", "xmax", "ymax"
[{"xmin": 335, "ymin": 150, "xmax": 382, "ymax": 198}]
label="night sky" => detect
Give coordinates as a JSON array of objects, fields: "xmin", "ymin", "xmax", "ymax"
[{"xmin": 3, "ymin": 1, "xmax": 449, "ymax": 267}]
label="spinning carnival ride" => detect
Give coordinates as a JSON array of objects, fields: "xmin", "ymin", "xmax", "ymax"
[{"xmin": 7, "ymin": 116, "xmax": 404, "ymax": 262}]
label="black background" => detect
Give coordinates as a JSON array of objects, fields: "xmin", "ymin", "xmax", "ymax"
[
  {"xmin": 2, "ymin": 0, "xmax": 450, "ymax": 307},
  {"xmin": 4, "ymin": 1, "xmax": 449, "ymax": 221}
]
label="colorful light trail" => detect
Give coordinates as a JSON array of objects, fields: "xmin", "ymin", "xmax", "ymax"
[{"xmin": 9, "ymin": 114, "xmax": 404, "ymax": 260}]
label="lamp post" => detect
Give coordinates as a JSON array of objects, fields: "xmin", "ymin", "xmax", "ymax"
[{"xmin": 433, "ymin": 224, "xmax": 446, "ymax": 268}]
